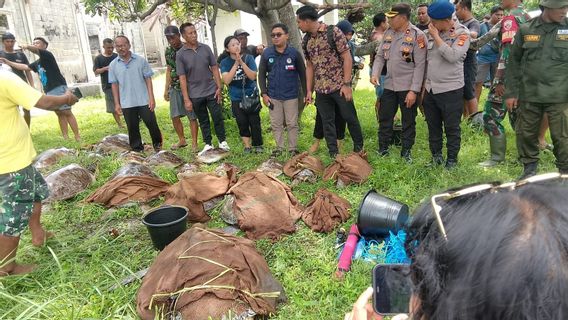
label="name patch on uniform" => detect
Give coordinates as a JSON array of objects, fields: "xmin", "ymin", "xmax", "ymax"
[
  {"xmin": 285, "ymin": 64, "xmax": 296, "ymax": 70},
  {"xmin": 524, "ymin": 34, "xmax": 540, "ymax": 42},
  {"xmin": 557, "ymin": 35, "xmax": 568, "ymax": 41},
  {"xmin": 558, "ymin": 29, "xmax": 568, "ymax": 35}
]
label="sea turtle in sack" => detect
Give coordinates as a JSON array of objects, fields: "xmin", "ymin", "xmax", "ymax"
[
  {"xmin": 291, "ymin": 168, "xmax": 317, "ymax": 187},
  {"xmin": 177, "ymin": 162, "xmax": 202, "ymax": 179},
  {"xmin": 34, "ymin": 147, "xmax": 76, "ymax": 171},
  {"xmin": 119, "ymin": 151, "xmax": 146, "ymax": 164},
  {"xmin": 196, "ymin": 148, "xmax": 230, "ymax": 164},
  {"xmin": 95, "ymin": 134, "xmax": 131, "ymax": 154},
  {"xmin": 45, "ymin": 164, "xmax": 95, "ymax": 202},
  {"xmin": 110, "ymin": 162, "xmax": 159, "ymax": 179},
  {"xmin": 256, "ymin": 158, "xmax": 284, "ymax": 178},
  {"xmin": 215, "ymin": 163, "xmax": 240, "ymax": 177},
  {"xmin": 145, "ymin": 150, "xmax": 184, "ymax": 168}
]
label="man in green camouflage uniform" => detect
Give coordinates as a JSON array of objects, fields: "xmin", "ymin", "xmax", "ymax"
[
  {"xmin": 477, "ymin": 0, "xmax": 531, "ymax": 167},
  {"xmin": 505, "ymin": 0, "xmax": 568, "ymax": 179}
]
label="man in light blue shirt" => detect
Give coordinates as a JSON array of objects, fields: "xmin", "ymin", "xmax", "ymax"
[{"xmin": 109, "ymin": 35, "xmax": 162, "ymax": 152}]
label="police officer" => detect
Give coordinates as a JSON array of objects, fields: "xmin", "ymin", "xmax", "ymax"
[
  {"xmin": 422, "ymin": 0, "xmax": 470, "ymax": 168},
  {"xmin": 505, "ymin": 0, "xmax": 568, "ymax": 179},
  {"xmin": 371, "ymin": 3, "xmax": 427, "ymax": 162}
]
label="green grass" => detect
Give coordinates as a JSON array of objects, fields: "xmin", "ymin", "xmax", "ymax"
[{"xmin": 0, "ymin": 74, "xmax": 557, "ymax": 319}]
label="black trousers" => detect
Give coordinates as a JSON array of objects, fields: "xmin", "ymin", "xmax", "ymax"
[
  {"xmin": 231, "ymin": 101, "xmax": 263, "ymax": 147},
  {"xmin": 313, "ymin": 108, "xmax": 346, "ymax": 140},
  {"xmin": 315, "ymin": 91, "xmax": 364, "ymax": 155},
  {"xmin": 378, "ymin": 89, "xmax": 418, "ymax": 151},
  {"xmin": 191, "ymin": 94, "xmax": 226, "ymax": 145},
  {"xmin": 122, "ymin": 105, "xmax": 163, "ymax": 151},
  {"xmin": 423, "ymin": 88, "xmax": 464, "ymax": 160}
]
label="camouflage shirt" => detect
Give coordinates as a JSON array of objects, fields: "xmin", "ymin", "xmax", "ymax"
[{"xmin": 165, "ymin": 45, "xmax": 181, "ymax": 90}]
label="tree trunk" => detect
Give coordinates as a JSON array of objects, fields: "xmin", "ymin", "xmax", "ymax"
[{"xmin": 258, "ymin": 10, "xmax": 279, "ymax": 44}]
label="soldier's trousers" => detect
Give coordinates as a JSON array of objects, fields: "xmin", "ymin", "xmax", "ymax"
[
  {"xmin": 482, "ymin": 88, "xmax": 517, "ymax": 136},
  {"xmin": 378, "ymin": 89, "xmax": 418, "ymax": 151},
  {"xmin": 516, "ymin": 101, "xmax": 568, "ymax": 172},
  {"xmin": 423, "ymin": 88, "xmax": 463, "ymax": 160}
]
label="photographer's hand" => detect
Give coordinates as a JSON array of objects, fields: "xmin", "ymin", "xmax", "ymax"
[{"xmin": 344, "ymin": 287, "xmax": 383, "ymax": 320}]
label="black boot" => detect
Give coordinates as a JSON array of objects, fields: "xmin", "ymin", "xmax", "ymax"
[
  {"xmin": 428, "ymin": 153, "xmax": 444, "ymax": 167},
  {"xmin": 401, "ymin": 149, "xmax": 412, "ymax": 163},
  {"xmin": 518, "ymin": 162, "xmax": 538, "ymax": 180},
  {"xmin": 445, "ymin": 158, "xmax": 458, "ymax": 169}
]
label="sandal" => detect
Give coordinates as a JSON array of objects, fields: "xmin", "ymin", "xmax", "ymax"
[
  {"xmin": 170, "ymin": 143, "xmax": 188, "ymax": 150},
  {"xmin": 539, "ymin": 143, "xmax": 553, "ymax": 151}
]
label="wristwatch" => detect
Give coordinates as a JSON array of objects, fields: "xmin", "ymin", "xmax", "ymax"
[{"xmin": 343, "ymin": 81, "xmax": 352, "ymax": 87}]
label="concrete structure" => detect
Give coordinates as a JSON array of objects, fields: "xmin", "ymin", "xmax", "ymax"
[{"xmin": 0, "ymin": 0, "xmax": 167, "ymax": 94}]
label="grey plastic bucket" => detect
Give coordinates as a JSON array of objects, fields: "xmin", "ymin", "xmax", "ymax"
[
  {"xmin": 357, "ymin": 190, "xmax": 409, "ymax": 237},
  {"xmin": 142, "ymin": 205, "xmax": 188, "ymax": 250}
]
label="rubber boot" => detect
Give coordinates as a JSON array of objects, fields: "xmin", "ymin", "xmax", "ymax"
[
  {"xmin": 478, "ymin": 134, "xmax": 506, "ymax": 167},
  {"xmin": 518, "ymin": 162, "xmax": 538, "ymax": 180}
]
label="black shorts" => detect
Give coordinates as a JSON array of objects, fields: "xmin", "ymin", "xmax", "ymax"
[{"xmin": 463, "ymin": 50, "xmax": 478, "ymax": 101}]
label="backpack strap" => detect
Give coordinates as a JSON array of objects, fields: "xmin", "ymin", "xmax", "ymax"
[
  {"xmin": 327, "ymin": 25, "xmax": 340, "ymax": 58},
  {"xmin": 302, "ymin": 33, "xmax": 310, "ymax": 60}
]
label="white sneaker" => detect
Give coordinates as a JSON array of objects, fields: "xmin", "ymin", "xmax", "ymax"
[
  {"xmin": 198, "ymin": 144, "xmax": 214, "ymax": 156},
  {"xmin": 219, "ymin": 141, "xmax": 230, "ymax": 151}
]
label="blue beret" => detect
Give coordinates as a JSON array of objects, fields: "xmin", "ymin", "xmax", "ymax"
[{"xmin": 428, "ymin": 0, "xmax": 455, "ymax": 20}]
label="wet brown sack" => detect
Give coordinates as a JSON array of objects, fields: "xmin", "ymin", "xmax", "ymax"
[
  {"xmin": 85, "ymin": 176, "xmax": 170, "ymax": 207},
  {"xmin": 163, "ymin": 168, "xmax": 237, "ymax": 222},
  {"xmin": 283, "ymin": 152, "xmax": 325, "ymax": 178},
  {"xmin": 323, "ymin": 152, "xmax": 372, "ymax": 185},
  {"xmin": 228, "ymin": 172, "xmax": 302, "ymax": 240},
  {"xmin": 136, "ymin": 225, "xmax": 285, "ymax": 320},
  {"xmin": 301, "ymin": 189, "xmax": 352, "ymax": 233}
]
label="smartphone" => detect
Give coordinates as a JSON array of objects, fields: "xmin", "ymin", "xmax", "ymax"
[
  {"xmin": 71, "ymin": 87, "xmax": 83, "ymax": 99},
  {"xmin": 372, "ymin": 263, "xmax": 412, "ymax": 315}
]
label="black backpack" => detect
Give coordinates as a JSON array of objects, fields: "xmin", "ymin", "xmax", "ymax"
[{"xmin": 302, "ymin": 25, "xmax": 340, "ymax": 60}]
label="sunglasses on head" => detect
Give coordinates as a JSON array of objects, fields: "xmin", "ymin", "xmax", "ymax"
[
  {"xmin": 430, "ymin": 172, "xmax": 568, "ymax": 241},
  {"xmin": 271, "ymin": 32, "xmax": 284, "ymax": 38}
]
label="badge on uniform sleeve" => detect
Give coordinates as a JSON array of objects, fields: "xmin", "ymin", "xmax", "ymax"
[
  {"xmin": 269, "ymin": 57, "xmax": 274, "ymax": 64},
  {"xmin": 417, "ymin": 35, "xmax": 425, "ymax": 48},
  {"xmin": 286, "ymin": 58, "xmax": 292, "ymax": 63},
  {"xmin": 524, "ymin": 34, "xmax": 540, "ymax": 42},
  {"xmin": 457, "ymin": 34, "xmax": 468, "ymax": 46}
]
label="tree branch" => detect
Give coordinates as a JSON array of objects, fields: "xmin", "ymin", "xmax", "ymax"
[{"xmin": 296, "ymin": 0, "xmax": 371, "ymax": 10}]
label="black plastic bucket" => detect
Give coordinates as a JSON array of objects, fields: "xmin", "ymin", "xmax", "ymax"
[
  {"xmin": 142, "ymin": 205, "xmax": 188, "ymax": 250},
  {"xmin": 357, "ymin": 190, "xmax": 409, "ymax": 237}
]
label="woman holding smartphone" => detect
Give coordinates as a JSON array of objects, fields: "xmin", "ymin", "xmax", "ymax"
[{"xmin": 346, "ymin": 173, "xmax": 568, "ymax": 320}]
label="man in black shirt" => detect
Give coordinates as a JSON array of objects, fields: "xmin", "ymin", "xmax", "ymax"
[
  {"xmin": 93, "ymin": 38, "xmax": 122, "ymax": 128},
  {"xmin": 0, "ymin": 33, "xmax": 34, "ymax": 126},
  {"xmin": 10, "ymin": 37, "xmax": 81, "ymax": 141},
  {"xmin": 416, "ymin": 4, "xmax": 431, "ymax": 31}
]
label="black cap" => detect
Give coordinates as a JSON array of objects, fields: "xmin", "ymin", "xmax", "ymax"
[
  {"xmin": 385, "ymin": 3, "xmax": 412, "ymax": 18},
  {"xmin": 234, "ymin": 28, "xmax": 250, "ymax": 37},
  {"xmin": 2, "ymin": 32, "xmax": 15, "ymax": 41},
  {"xmin": 164, "ymin": 25, "xmax": 180, "ymax": 36}
]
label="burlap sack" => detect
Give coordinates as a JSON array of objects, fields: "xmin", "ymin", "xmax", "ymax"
[
  {"xmin": 283, "ymin": 152, "xmax": 325, "ymax": 178},
  {"xmin": 164, "ymin": 168, "xmax": 237, "ymax": 222},
  {"xmin": 301, "ymin": 189, "xmax": 351, "ymax": 233},
  {"xmin": 323, "ymin": 151, "xmax": 372, "ymax": 185},
  {"xmin": 85, "ymin": 176, "xmax": 170, "ymax": 207},
  {"xmin": 228, "ymin": 172, "xmax": 302, "ymax": 240},
  {"xmin": 136, "ymin": 225, "xmax": 285, "ymax": 320}
]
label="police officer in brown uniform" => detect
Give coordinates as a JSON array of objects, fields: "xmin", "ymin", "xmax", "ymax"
[
  {"xmin": 371, "ymin": 3, "xmax": 427, "ymax": 161},
  {"xmin": 423, "ymin": 0, "xmax": 470, "ymax": 168}
]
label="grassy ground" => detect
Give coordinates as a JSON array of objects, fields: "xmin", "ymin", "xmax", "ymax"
[{"xmin": 0, "ymin": 74, "xmax": 557, "ymax": 320}]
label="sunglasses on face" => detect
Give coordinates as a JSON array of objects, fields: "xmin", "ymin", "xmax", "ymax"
[
  {"xmin": 271, "ymin": 33, "xmax": 284, "ymax": 38},
  {"xmin": 430, "ymin": 172, "xmax": 568, "ymax": 241}
]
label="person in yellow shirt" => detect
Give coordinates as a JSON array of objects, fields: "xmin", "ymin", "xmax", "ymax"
[{"xmin": 0, "ymin": 70, "xmax": 78, "ymax": 276}]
